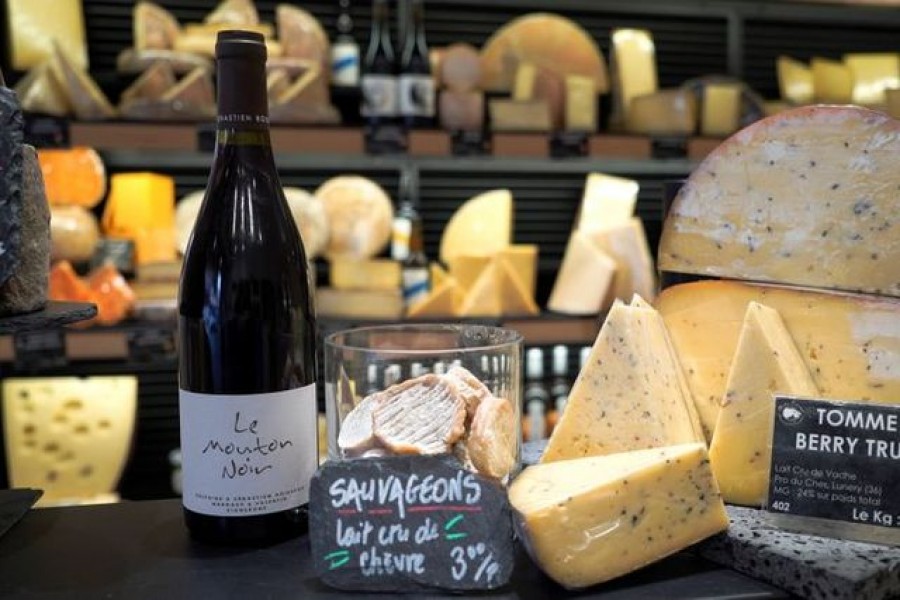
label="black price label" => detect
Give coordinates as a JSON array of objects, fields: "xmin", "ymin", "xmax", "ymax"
[
  {"xmin": 450, "ymin": 130, "xmax": 489, "ymax": 156},
  {"xmin": 309, "ymin": 455, "xmax": 514, "ymax": 592},
  {"xmin": 14, "ymin": 329, "xmax": 66, "ymax": 371},
  {"xmin": 767, "ymin": 396, "xmax": 900, "ymax": 529},
  {"xmin": 364, "ymin": 124, "xmax": 407, "ymax": 155},
  {"xmin": 549, "ymin": 131, "xmax": 589, "ymax": 158}
]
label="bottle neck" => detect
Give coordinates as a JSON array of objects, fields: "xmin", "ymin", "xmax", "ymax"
[
  {"xmin": 214, "ymin": 53, "xmax": 274, "ymax": 162},
  {"xmin": 404, "ymin": 3, "xmax": 427, "ymax": 60},
  {"xmin": 370, "ymin": 2, "xmax": 392, "ymax": 52}
]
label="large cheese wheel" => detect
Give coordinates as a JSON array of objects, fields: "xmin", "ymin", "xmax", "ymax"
[
  {"xmin": 659, "ymin": 105, "xmax": 900, "ymax": 297},
  {"xmin": 50, "ymin": 205, "xmax": 100, "ymax": 263},
  {"xmin": 480, "ymin": 14, "xmax": 608, "ymax": 93},
  {"xmin": 439, "ymin": 189, "xmax": 512, "ymax": 264},
  {"xmin": 134, "ymin": 2, "xmax": 180, "ymax": 51},
  {"xmin": 38, "ymin": 147, "xmax": 106, "ymax": 209},
  {"xmin": 276, "ymin": 4, "xmax": 329, "ymax": 73},
  {"xmin": 314, "ymin": 176, "xmax": 393, "ymax": 260}
]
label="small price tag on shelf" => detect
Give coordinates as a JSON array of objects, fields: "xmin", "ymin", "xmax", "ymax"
[
  {"xmin": 309, "ymin": 455, "xmax": 514, "ymax": 592},
  {"xmin": 766, "ymin": 396, "xmax": 900, "ymax": 544},
  {"xmin": 13, "ymin": 329, "xmax": 66, "ymax": 371},
  {"xmin": 549, "ymin": 131, "xmax": 589, "ymax": 158},
  {"xmin": 23, "ymin": 113, "xmax": 69, "ymax": 148},
  {"xmin": 364, "ymin": 124, "xmax": 407, "ymax": 155},
  {"xmin": 450, "ymin": 130, "xmax": 489, "ymax": 156}
]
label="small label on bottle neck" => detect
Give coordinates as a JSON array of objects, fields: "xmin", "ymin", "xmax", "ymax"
[
  {"xmin": 402, "ymin": 267, "xmax": 429, "ymax": 306},
  {"xmin": 391, "ymin": 217, "xmax": 412, "ymax": 260},
  {"xmin": 332, "ymin": 44, "xmax": 360, "ymax": 86},
  {"xmin": 218, "ymin": 113, "xmax": 269, "ymax": 125}
]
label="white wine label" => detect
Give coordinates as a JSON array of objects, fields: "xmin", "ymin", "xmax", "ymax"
[
  {"xmin": 331, "ymin": 43, "xmax": 360, "ymax": 86},
  {"xmin": 399, "ymin": 74, "xmax": 436, "ymax": 118},
  {"xmin": 179, "ymin": 384, "xmax": 318, "ymax": 517},
  {"xmin": 361, "ymin": 75, "xmax": 398, "ymax": 117},
  {"xmin": 402, "ymin": 267, "xmax": 430, "ymax": 305},
  {"xmin": 391, "ymin": 217, "xmax": 412, "ymax": 261}
]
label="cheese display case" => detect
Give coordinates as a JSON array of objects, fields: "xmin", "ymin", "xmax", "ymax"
[{"xmin": 1, "ymin": 0, "xmax": 900, "ymax": 598}]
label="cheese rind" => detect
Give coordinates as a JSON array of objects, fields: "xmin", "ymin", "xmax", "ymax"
[
  {"xmin": 510, "ymin": 443, "xmax": 728, "ymax": 589},
  {"xmin": 709, "ymin": 303, "xmax": 819, "ymax": 507},
  {"xmin": 656, "ymin": 280, "xmax": 900, "ymax": 439},
  {"xmin": 541, "ymin": 300, "xmax": 703, "ymax": 462},
  {"xmin": 659, "ymin": 105, "xmax": 900, "ymax": 297}
]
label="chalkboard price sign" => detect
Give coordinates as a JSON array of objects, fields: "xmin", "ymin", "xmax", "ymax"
[{"xmin": 309, "ymin": 455, "xmax": 515, "ymax": 592}]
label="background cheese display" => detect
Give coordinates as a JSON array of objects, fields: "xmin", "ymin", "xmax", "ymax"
[
  {"xmin": 439, "ymin": 189, "xmax": 512, "ymax": 264},
  {"xmin": 659, "ymin": 106, "xmax": 900, "ymax": 297},
  {"xmin": 656, "ymin": 280, "xmax": 900, "ymax": 440},
  {"xmin": 314, "ymin": 176, "xmax": 393, "ymax": 260},
  {"xmin": 510, "ymin": 443, "xmax": 728, "ymax": 589}
]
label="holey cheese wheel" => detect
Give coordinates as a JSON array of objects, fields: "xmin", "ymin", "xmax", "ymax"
[{"xmin": 659, "ymin": 105, "xmax": 900, "ymax": 297}]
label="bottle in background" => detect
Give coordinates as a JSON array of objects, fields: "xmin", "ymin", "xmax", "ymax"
[
  {"xmin": 331, "ymin": 0, "xmax": 360, "ymax": 86},
  {"xmin": 178, "ymin": 30, "xmax": 318, "ymax": 546},
  {"xmin": 361, "ymin": 0, "xmax": 398, "ymax": 127},
  {"xmin": 523, "ymin": 347, "xmax": 549, "ymax": 442},
  {"xmin": 547, "ymin": 345, "xmax": 570, "ymax": 434},
  {"xmin": 393, "ymin": 168, "xmax": 429, "ymax": 307},
  {"xmin": 398, "ymin": 0, "xmax": 435, "ymax": 128}
]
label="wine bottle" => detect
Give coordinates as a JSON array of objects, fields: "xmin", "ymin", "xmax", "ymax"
[
  {"xmin": 361, "ymin": 0, "xmax": 398, "ymax": 127},
  {"xmin": 392, "ymin": 168, "xmax": 429, "ymax": 307},
  {"xmin": 398, "ymin": 0, "xmax": 435, "ymax": 128},
  {"xmin": 331, "ymin": 0, "xmax": 360, "ymax": 87},
  {"xmin": 178, "ymin": 30, "xmax": 318, "ymax": 546}
]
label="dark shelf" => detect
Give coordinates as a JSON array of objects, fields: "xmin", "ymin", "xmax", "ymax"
[{"xmin": 0, "ymin": 302, "xmax": 97, "ymax": 335}]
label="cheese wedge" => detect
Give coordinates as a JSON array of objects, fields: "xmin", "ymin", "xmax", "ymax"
[
  {"xmin": 2, "ymin": 377, "xmax": 137, "ymax": 505},
  {"xmin": 458, "ymin": 261, "xmax": 502, "ymax": 317},
  {"xmin": 811, "ymin": 57, "xmax": 853, "ymax": 103},
  {"xmin": 498, "ymin": 245, "xmax": 537, "ymax": 299},
  {"xmin": 510, "ymin": 443, "xmax": 728, "ymax": 589},
  {"xmin": 776, "ymin": 56, "xmax": 814, "ymax": 105},
  {"xmin": 542, "ymin": 300, "xmax": 703, "ymax": 463},
  {"xmin": 439, "ymin": 189, "xmax": 512, "ymax": 263},
  {"xmin": 447, "ymin": 255, "xmax": 490, "ymax": 292},
  {"xmin": 497, "ymin": 257, "xmax": 539, "ymax": 316},
  {"xmin": 13, "ymin": 62, "xmax": 71, "ymax": 117},
  {"xmin": 843, "ymin": 53, "xmax": 900, "ymax": 106},
  {"xmin": 8, "ymin": 0, "xmax": 88, "ymax": 70},
  {"xmin": 576, "ymin": 173, "xmax": 638, "ymax": 232},
  {"xmin": 50, "ymin": 42, "xmax": 116, "ymax": 120},
  {"xmin": 586, "ymin": 217, "xmax": 656, "ymax": 303},
  {"xmin": 610, "ymin": 28, "xmax": 658, "ymax": 127},
  {"xmin": 429, "ymin": 262, "xmax": 449, "ymax": 289},
  {"xmin": 120, "ymin": 61, "xmax": 177, "ymax": 103},
  {"xmin": 709, "ymin": 303, "xmax": 819, "ymax": 507},
  {"xmin": 512, "ymin": 62, "xmax": 538, "ymax": 101},
  {"xmin": 565, "ymin": 74, "xmax": 597, "ymax": 132},
  {"xmin": 656, "ymin": 280, "xmax": 900, "ymax": 440},
  {"xmin": 407, "ymin": 279, "xmax": 458, "ymax": 318},
  {"xmin": 659, "ymin": 105, "xmax": 900, "ymax": 297},
  {"xmin": 626, "ymin": 89, "xmax": 697, "ymax": 136},
  {"xmin": 134, "ymin": 2, "xmax": 180, "ymax": 51},
  {"xmin": 701, "ymin": 82, "xmax": 742, "ymax": 137},
  {"xmin": 547, "ymin": 231, "xmax": 615, "ymax": 315}
]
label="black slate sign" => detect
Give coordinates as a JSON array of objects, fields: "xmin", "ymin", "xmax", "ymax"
[
  {"xmin": 310, "ymin": 455, "xmax": 514, "ymax": 592},
  {"xmin": 0, "ymin": 82, "xmax": 24, "ymax": 287},
  {"xmin": 767, "ymin": 396, "xmax": 900, "ymax": 530}
]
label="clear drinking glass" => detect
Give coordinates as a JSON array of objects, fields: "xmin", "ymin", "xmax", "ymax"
[{"xmin": 324, "ymin": 324, "xmax": 523, "ymax": 483}]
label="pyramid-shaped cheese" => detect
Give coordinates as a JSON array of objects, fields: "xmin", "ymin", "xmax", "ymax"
[
  {"xmin": 510, "ymin": 443, "xmax": 728, "ymax": 589},
  {"xmin": 439, "ymin": 189, "xmax": 512, "ymax": 263},
  {"xmin": 542, "ymin": 299, "xmax": 703, "ymax": 462},
  {"xmin": 407, "ymin": 279, "xmax": 459, "ymax": 318},
  {"xmin": 458, "ymin": 261, "xmax": 502, "ymax": 317},
  {"xmin": 497, "ymin": 258, "xmax": 538, "ymax": 316},
  {"xmin": 709, "ymin": 302, "xmax": 819, "ymax": 506}
]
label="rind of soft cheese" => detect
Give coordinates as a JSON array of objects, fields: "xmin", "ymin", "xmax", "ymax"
[
  {"xmin": 655, "ymin": 280, "xmax": 900, "ymax": 440},
  {"xmin": 709, "ymin": 303, "xmax": 819, "ymax": 507},
  {"xmin": 2, "ymin": 376, "xmax": 137, "ymax": 504},
  {"xmin": 466, "ymin": 395, "xmax": 517, "ymax": 480},
  {"xmin": 337, "ymin": 394, "xmax": 379, "ymax": 456},
  {"xmin": 541, "ymin": 300, "xmax": 703, "ymax": 463},
  {"xmin": 439, "ymin": 189, "xmax": 512, "ymax": 263},
  {"xmin": 510, "ymin": 443, "xmax": 728, "ymax": 589},
  {"xmin": 658, "ymin": 105, "xmax": 900, "ymax": 297},
  {"xmin": 547, "ymin": 231, "xmax": 616, "ymax": 315}
]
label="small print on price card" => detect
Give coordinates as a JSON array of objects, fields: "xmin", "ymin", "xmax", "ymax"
[
  {"xmin": 309, "ymin": 455, "xmax": 514, "ymax": 592},
  {"xmin": 765, "ymin": 396, "xmax": 900, "ymax": 546}
]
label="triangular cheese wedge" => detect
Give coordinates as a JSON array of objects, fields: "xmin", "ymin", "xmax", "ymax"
[
  {"xmin": 205, "ymin": 0, "xmax": 259, "ymax": 25},
  {"xmin": 408, "ymin": 279, "xmax": 459, "ymax": 318},
  {"xmin": 120, "ymin": 60, "xmax": 177, "ymax": 103},
  {"xmin": 267, "ymin": 69, "xmax": 291, "ymax": 101},
  {"xmin": 447, "ymin": 255, "xmax": 490, "ymax": 292},
  {"xmin": 14, "ymin": 62, "xmax": 71, "ymax": 117},
  {"xmin": 430, "ymin": 262, "xmax": 449, "ymax": 289},
  {"xmin": 276, "ymin": 67, "xmax": 328, "ymax": 107},
  {"xmin": 458, "ymin": 262, "xmax": 501, "ymax": 317},
  {"xmin": 542, "ymin": 300, "xmax": 702, "ymax": 462},
  {"xmin": 709, "ymin": 302, "xmax": 819, "ymax": 507},
  {"xmin": 776, "ymin": 56, "xmax": 813, "ymax": 105},
  {"xmin": 498, "ymin": 258, "xmax": 539, "ymax": 316},
  {"xmin": 439, "ymin": 190, "xmax": 512, "ymax": 263},
  {"xmin": 585, "ymin": 217, "xmax": 656, "ymax": 303},
  {"xmin": 134, "ymin": 2, "xmax": 181, "ymax": 51},
  {"xmin": 277, "ymin": 4, "xmax": 329, "ymax": 68},
  {"xmin": 576, "ymin": 173, "xmax": 638, "ymax": 231},
  {"xmin": 162, "ymin": 67, "xmax": 214, "ymax": 106},
  {"xmin": 498, "ymin": 245, "xmax": 537, "ymax": 298},
  {"xmin": 50, "ymin": 42, "xmax": 116, "ymax": 120},
  {"xmin": 547, "ymin": 231, "xmax": 615, "ymax": 315}
]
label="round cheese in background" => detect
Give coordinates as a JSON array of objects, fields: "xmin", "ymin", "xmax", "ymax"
[
  {"xmin": 440, "ymin": 43, "xmax": 481, "ymax": 91},
  {"xmin": 314, "ymin": 175, "xmax": 393, "ymax": 260},
  {"xmin": 174, "ymin": 187, "xmax": 330, "ymax": 259},
  {"xmin": 49, "ymin": 205, "xmax": 101, "ymax": 263}
]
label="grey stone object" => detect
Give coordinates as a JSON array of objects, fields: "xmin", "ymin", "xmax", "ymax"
[
  {"xmin": 698, "ymin": 505, "xmax": 900, "ymax": 600},
  {"xmin": 0, "ymin": 82, "xmax": 24, "ymax": 288}
]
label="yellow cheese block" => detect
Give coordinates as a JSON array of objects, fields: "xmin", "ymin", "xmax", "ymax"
[
  {"xmin": 576, "ymin": 173, "xmax": 638, "ymax": 232},
  {"xmin": 407, "ymin": 279, "xmax": 459, "ymax": 318},
  {"xmin": 658, "ymin": 105, "xmax": 900, "ymax": 297},
  {"xmin": 8, "ymin": 0, "xmax": 87, "ymax": 70},
  {"xmin": 585, "ymin": 217, "xmax": 656, "ymax": 303},
  {"xmin": 317, "ymin": 288, "xmax": 403, "ymax": 319},
  {"xmin": 547, "ymin": 231, "xmax": 615, "ymax": 315},
  {"xmin": 102, "ymin": 172, "xmax": 176, "ymax": 265},
  {"xmin": 776, "ymin": 56, "xmax": 814, "ymax": 105},
  {"xmin": 610, "ymin": 28, "xmax": 658, "ymax": 127},
  {"xmin": 447, "ymin": 255, "xmax": 491, "ymax": 292},
  {"xmin": 430, "ymin": 262, "xmax": 449, "ymax": 288},
  {"xmin": 811, "ymin": 57, "xmax": 853, "ymax": 103},
  {"xmin": 488, "ymin": 99, "xmax": 552, "ymax": 132},
  {"xmin": 439, "ymin": 189, "xmax": 512, "ymax": 264},
  {"xmin": 542, "ymin": 300, "xmax": 703, "ymax": 463},
  {"xmin": 510, "ymin": 443, "xmax": 728, "ymax": 589},
  {"xmin": 625, "ymin": 89, "xmax": 697, "ymax": 136},
  {"xmin": 497, "ymin": 258, "xmax": 539, "ymax": 316},
  {"xmin": 564, "ymin": 74, "xmax": 597, "ymax": 132},
  {"xmin": 2, "ymin": 377, "xmax": 137, "ymax": 505},
  {"xmin": 512, "ymin": 63, "xmax": 538, "ymax": 101},
  {"xmin": 655, "ymin": 280, "xmax": 900, "ymax": 441},
  {"xmin": 709, "ymin": 303, "xmax": 819, "ymax": 507},
  {"xmin": 701, "ymin": 82, "xmax": 742, "ymax": 137},
  {"xmin": 458, "ymin": 261, "xmax": 502, "ymax": 317},
  {"xmin": 330, "ymin": 258, "xmax": 400, "ymax": 291},
  {"xmin": 843, "ymin": 53, "xmax": 900, "ymax": 106},
  {"xmin": 497, "ymin": 245, "xmax": 537, "ymax": 298}
]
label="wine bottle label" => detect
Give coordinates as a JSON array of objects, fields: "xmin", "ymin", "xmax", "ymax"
[
  {"xmin": 331, "ymin": 43, "xmax": 360, "ymax": 86},
  {"xmin": 399, "ymin": 74, "xmax": 436, "ymax": 118},
  {"xmin": 391, "ymin": 217, "xmax": 412, "ymax": 260},
  {"xmin": 402, "ymin": 267, "xmax": 430, "ymax": 305},
  {"xmin": 179, "ymin": 384, "xmax": 318, "ymax": 517},
  {"xmin": 361, "ymin": 75, "xmax": 398, "ymax": 117}
]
